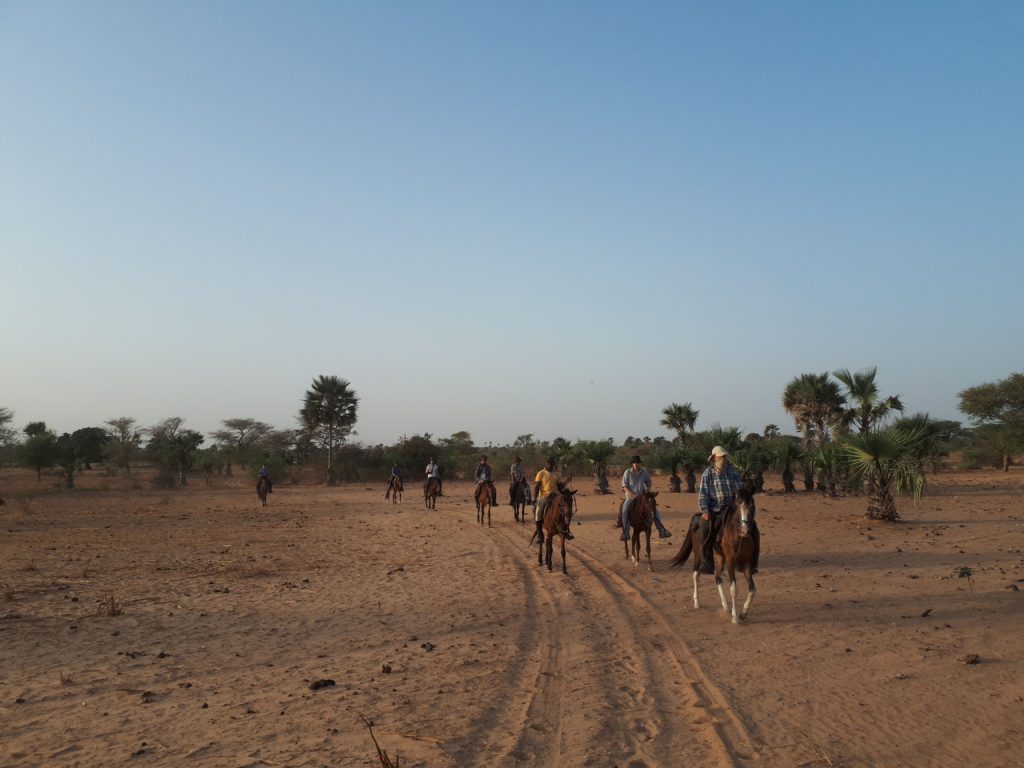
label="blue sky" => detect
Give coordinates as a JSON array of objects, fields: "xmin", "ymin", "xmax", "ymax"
[{"xmin": 2, "ymin": 2, "xmax": 1021, "ymax": 446}]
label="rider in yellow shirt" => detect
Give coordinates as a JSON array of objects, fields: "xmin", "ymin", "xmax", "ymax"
[{"xmin": 533, "ymin": 457, "xmax": 573, "ymax": 540}]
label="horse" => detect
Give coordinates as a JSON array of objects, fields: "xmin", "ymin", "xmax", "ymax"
[
  {"xmin": 669, "ymin": 487, "xmax": 757, "ymax": 623},
  {"xmin": 386, "ymin": 476, "xmax": 403, "ymax": 504},
  {"xmin": 256, "ymin": 476, "xmax": 270, "ymax": 507},
  {"xmin": 621, "ymin": 491, "xmax": 658, "ymax": 571},
  {"xmin": 531, "ymin": 486, "xmax": 577, "ymax": 574},
  {"xmin": 475, "ymin": 482, "xmax": 493, "ymax": 527},
  {"xmin": 424, "ymin": 477, "xmax": 440, "ymax": 509},
  {"xmin": 510, "ymin": 480, "xmax": 530, "ymax": 525}
]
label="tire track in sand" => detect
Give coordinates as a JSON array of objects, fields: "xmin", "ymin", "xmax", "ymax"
[
  {"xmin": 570, "ymin": 543, "xmax": 760, "ymax": 766},
  {"xmin": 485, "ymin": 522, "xmax": 756, "ymax": 767}
]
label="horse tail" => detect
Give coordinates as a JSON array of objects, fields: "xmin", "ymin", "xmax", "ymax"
[{"xmin": 669, "ymin": 531, "xmax": 693, "ymax": 567}]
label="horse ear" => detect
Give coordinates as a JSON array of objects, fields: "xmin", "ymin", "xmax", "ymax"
[{"xmin": 651, "ymin": 491, "xmax": 659, "ymax": 498}]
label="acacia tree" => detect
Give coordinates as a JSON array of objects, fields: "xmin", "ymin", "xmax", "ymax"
[
  {"xmin": 210, "ymin": 418, "xmax": 272, "ymax": 475},
  {"xmin": 0, "ymin": 407, "xmax": 17, "ymax": 449},
  {"xmin": 146, "ymin": 417, "xmax": 205, "ymax": 486},
  {"xmin": 105, "ymin": 417, "xmax": 141, "ymax": 472},
  {"xmin": 20, "ymin": 423, "xmax": 58, "ymax": 480},
  {"xmin": 958, "ymin": 372, "xmax": 1024, "ymax": 471},
  {"xmin": 300, "ymin": 376, "xmax": 359, "ymax": 484}
]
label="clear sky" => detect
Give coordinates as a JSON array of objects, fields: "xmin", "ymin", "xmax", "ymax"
[{"xmin": 2, "ymin": 2, "xmax": 1021, "ymax": 446}]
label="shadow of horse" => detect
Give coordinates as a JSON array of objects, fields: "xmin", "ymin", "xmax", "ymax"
[
  {"xmin": 256, "ymin": 476, "xmax": 270, "ymax": 507},
  {"xmin": 424, "ymin": 477, "xmax": 440, "ymax": 509},
  {"xmin": 670, "ymin": 487, "xmax": 757, "ymax": 623},
  {"xmin": 621, "ymin": 492, "xmax": 657, "ymax": 571},
  {"xmin": 531, "ymin": 486, "xmax": 577, "ymax": 574}
]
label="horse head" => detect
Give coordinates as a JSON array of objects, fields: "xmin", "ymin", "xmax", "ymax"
[{"xmin": 734, "ymin": 487, "xmax": 756, "ymax": 537}]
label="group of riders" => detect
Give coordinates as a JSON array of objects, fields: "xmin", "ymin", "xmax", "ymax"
[{"xmin": 377, "ymin": 447, "xmax": 760, "ymax": 573}]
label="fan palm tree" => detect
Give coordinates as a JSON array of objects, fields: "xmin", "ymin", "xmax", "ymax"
[
  {"xmin": 770, "ymin": 439, "xmax": 804, "ymax": 492},
  {"xmin": 833, "ymin": 367, "xmax": 904, "ymax": 436},
  {"xmin": 841, "ymin": 428, "xmax": 927, "ymax": 521},
  {"xmin": 300, "ymin": 375, "xmax": 359, "ymax": 484},
  {"xmin": 661, "ymin": 402, "xmax": 699, "ymax": 444},
  {"xmin": 571, "ymin": 439, "xmax": 616, "ymax": 494},
  {"xmin": 783, "ymin": 373, "xmax": 845, "ymax": 449},
  {"xmin": 652, "ymin": 447, "xmax": 685, "ymax": 492}
]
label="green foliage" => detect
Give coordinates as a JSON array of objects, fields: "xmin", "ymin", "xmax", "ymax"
[
  {"xmin": 300, "ymin": 376, "xmax": 359, "ymax": 483},
  {"xmin": 660, "ymin": 402, "xmax": 699, "ymax": 443},
  {"xmin": 19, "ymin": 429, "xmax": 58, "ymax": 480},
  {"xmin": 783, "ymin": 373, "xmax": 845, "ymax": 448},
  {"xmin": 104, "ymin": 417, "xmax": 141, "ymax": 472},
  {"xmin": 146, "ymin": 417, "xmax": 205, "ymax": 487},
  {"xmin": 958, "ymin": 372, "xmax": 1024, "ymax": 470},
  {"xmin": 71, "ymin": 427, "xmax": 109, "ymax": 468},
  {"xmin": 0, "ymin": 407, "xmax": 17, "ymax": 447},
  {"xmin": 833, "ymin": 367, "xmax": 904, "ymax": 436},
  {"xmin": 840, "ymin": 427, "xmax": 928, "ymax": 520}
]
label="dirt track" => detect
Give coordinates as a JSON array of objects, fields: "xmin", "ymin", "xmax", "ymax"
[{"xmin": 1, "ymin": 470, "xmax": 1022, "ymax": 767}]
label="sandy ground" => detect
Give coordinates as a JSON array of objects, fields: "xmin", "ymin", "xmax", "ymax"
[{"xmin": 1, "ymin": 467, "xmax": 1022, "ymax": 768}]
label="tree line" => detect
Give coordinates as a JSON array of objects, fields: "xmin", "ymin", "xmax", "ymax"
[{"xmin": 1, "ymin": 371, "xmax": 1021, "ymax": 520}]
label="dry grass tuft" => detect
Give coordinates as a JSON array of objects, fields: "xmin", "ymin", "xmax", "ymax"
[
  {"xmin": 793, "ymin": 727, "xmax": 839, "ymax": 767},
  {"xmin": 16, "ymin": 562, "xmax": 37, "ymax": 573},
  {"xmin": 360, "ymin": 714, "xmax": 400, "ymax": 768}
]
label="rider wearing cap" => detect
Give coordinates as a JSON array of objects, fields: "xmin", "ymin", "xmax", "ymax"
[
  {"xmin": 619, "ymin": 455, "xmax": 672, "ymax": 542},
  {"xmin": 698, "ymin": 445, "xmax": 759, "ymax": 574}
]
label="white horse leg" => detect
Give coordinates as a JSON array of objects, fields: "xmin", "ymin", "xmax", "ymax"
[
  {"xmin": 691, "ymin": 571, "xmax": 701, "ymax": 609},
  {"xmin": 740, "ymin": 576, "xmax": 756, "ymax": 619},
  {"xmin": 730, "ymin": 579, "xmax": 739, "ymax": 623},
  {"xmin": 717, "ymin": 573, "xmax": 730, "ymax": 612}
]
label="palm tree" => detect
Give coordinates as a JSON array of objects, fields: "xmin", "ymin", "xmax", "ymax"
[
  {"xmin": 770, "ymin": 439, "xmax": 803, "ymax": 493},
  {"xmin": 652, "ymin": 447, "xmax": 685, "ymax": 492},
  {"xmin": 833, "ymin": 367, "xmax": 904, "ymax": 436},
  {"xmin": 678, "ymin": 448, "xmax": 705, "ymax": 493},
  {"xmin": 782, "ymin": 373, "xmax": 845, "ymax": 449},
  {"xmin": 571, "ymin": 439, "xmax": 616, "ymax": 494},
  {"xmin": 300, "ymin": 375, "xmax": 359, "ymax": 484},
  {"xmin": 841, "ymin": 428, "xmax": 927, "ymax": 521},
  {"xmin": 661, "ymin": 402, "xmax": 699, "ymax": 444}
]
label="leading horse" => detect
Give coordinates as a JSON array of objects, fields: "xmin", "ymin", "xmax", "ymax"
[
  {"xmin": 386, "ymin": 476, "xmax": 403, "ymax": 504},
  {"xmin": 669, "ymin": 487, "xmax": 757, "ymax": 623},
  {"xmin": 621, "ymin": 491, "xmax": 658, "ymax": 571},
  {"xmin": 256, "ymin": 476, "xmax": 270, "ymax": 507},
  {"xmin": 475, "ymin": 482, "xmax": 493, "ymax": 527},
  {"xmin": 424, "ymin": 477, "xmax": 440, "ymax": 509},
  {"xmin": 531, "ymin": 486, "xmax": 577, "ymax": 574}
]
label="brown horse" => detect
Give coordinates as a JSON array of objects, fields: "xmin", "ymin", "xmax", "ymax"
[
  {"xmin": 256, "ymin": 476, "xmax": 270, "ymax": 507},
  {"xmin": 386, "ymin": 476, "xmax": 403, "ymax": 504},
  {"xmin": 424, "ymin": 477, "xmax": 440, "ymax": 509},
  {"xmin": 531, "ymin": 487, "xmax": 577, "ymax": 574},
  {"xmin": 670, "ymin": 487, "xmax": 757, "ymax": 623},
  {"xmin": 510, "ymin": 480, "xmax": 530, "ymax": 525},
  {"xmin": 621, "ymin": 491, "xmax": 658, "ymax": 571},
  {"xmin": 475, "ymin": 482, "xmax": 493, "ymax": 527}
]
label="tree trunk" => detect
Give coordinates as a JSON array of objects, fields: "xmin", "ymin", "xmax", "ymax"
[
  {"xmin": 803, "ymin": 467, "xmax": 814, "ymax": 491},
  {"xmin": 1004, "ymin": 453, "xmax": 1011, "ymax": 472},
  {"xmin": 866, "ymin": 481, "xmax": 898, "ymax": 521},
  {"xmin": 685, "ymin": 470, "xmax": 697, "ymax": 493},
  {"xmin": 594, "ymin": 466, "xmax": 610, "ymax": 494},
  {"xmin": 782, "ymin": 469, "xmax": 795, "ymax": 493},
  {"xmin": 669, "ymin": 473, "xmax": 681, "ymax": 493}
]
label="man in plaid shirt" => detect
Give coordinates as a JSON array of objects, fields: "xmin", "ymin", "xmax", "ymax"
[{"xmin": 698, "ymin": 446, "xmax": 759, "ymax": 574}]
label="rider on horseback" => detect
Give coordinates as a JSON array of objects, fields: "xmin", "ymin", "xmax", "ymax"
[
  {"xmin": 619, "ymin": 455, "xmax": 671, "ymax": 541},
  {"xmin": 389, "ymin": 463, "xmax": 403, "ymax": 493},
  {"xmin": 475, "ymin": 455, "xmax": 497, "ymax": 508},
  {"xmin": 509, "ymin": 455, "xmax": 529, "ymax": 506},
  {"xmin": 697, "ymin": 446, "xmax": 760, "ymax": 574},
  {"xmin": 424, "ymin": 458, "xmax": 442, "ymax": 496},
  {"xmin": 257, "ymin": 463, "xmax": 273, "ymax": 494},
  {"xmin": 533, "ymin": 456, "xmax": 573, "ymax": 540}
]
